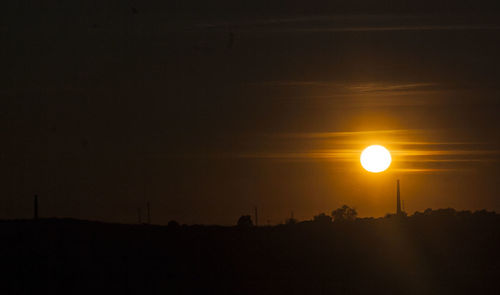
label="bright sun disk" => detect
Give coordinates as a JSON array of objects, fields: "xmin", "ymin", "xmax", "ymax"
[{"xmin": 360, "ymin": 145, "xmax": 392, "ymax": 173}]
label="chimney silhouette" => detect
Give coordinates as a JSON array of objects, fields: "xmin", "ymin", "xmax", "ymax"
[
  {"xmin": 34, "ymin": 194, "xmax": 38, "ymax": 220},
  {"xmin": 396, "ymin": 180, "xmax": 401, "ymax": 216}
]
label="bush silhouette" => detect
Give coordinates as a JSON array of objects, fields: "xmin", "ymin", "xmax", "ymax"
[{"xmin": 313, "ymin": 213, "xmax": 332, "ymax": 223}]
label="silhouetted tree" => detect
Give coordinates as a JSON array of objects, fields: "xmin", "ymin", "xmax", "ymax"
[
  {"xmin": 413, "ymin": 211, "xmax": 424, "ymax": 217},
  {"xmin": 168, "ymin": 220, "xmax": 180, "ymax": 228},
  {"xmin": 331, "ymin": 205, "xmax": 357, "ymax": 222},
  {"xmin": 421, "ymin": 208, "xmax": 458, "ymax": 217},
  {"xmin": 385, "ymin": 211, "xmax": 407, "ymax": 219},
  {"xmin": 285, "ymin": 217, "xmax": 297, "ymax": 225},
  {"xmin": 434, "ymin": 208, "xmax": 457, "ymax": 216},
  {"xmin": 313, "ymin": 213, "xmax": 332, "ymax": 223},
  {"xmin": 473, "ymin": 209, "xmax": 496, "ymax": 217},
  {"xmin": 237, "ymin": 215, "xmax": 253, "ymax": 227}
]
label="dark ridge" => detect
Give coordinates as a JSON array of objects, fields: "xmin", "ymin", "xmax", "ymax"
[{"xmin": 0, "ymin": 210, "xmax": 498, "ymax": 295}]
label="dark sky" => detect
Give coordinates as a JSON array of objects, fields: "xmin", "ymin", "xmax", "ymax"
[{"xmin": 2, "ymin": 1, "xmax": 500, "ymax": 225}]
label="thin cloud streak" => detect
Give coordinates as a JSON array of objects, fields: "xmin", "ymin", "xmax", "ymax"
[
  {"xmin": 233, "ymin": 149, "xmax": 499, "ymax": 162},
  {"xmin": 260, "ymin": 81, "xmax": 437, "ymax": 91},
  {"xmin": 392, "ymin": 168, "xmax": 469, "ymax": 173},
  {"xmin": 144, "ymin": 129, "xmax": 499, "ymax": 174},
  {"xmin": 347, "ymin": 83, "xmax": 437, "ymax": 93},
  {"xmin": 393, "ymin": 150, "xmax": 500, "ymax": 156},
  {"xmin": 270, "ymin": 129, "xmax": 486, "ymax": 146},
  {"xmin": 258, "ymin": 81, "xmax": 446, "ymax": 107},
  {"xmin": 228, "ymin": 128, "xmax": 500, "ymax": 174},
  {"xmin": 197, "ymin": 14, "xmax": 500, "ymax": 33},
  {"xmin": 287, "ymin": 25, "xmax": 500, "ymax": 32},
  {"xmin": 272, "ymin": 129, "xmax": 420, "ymax": 139}
]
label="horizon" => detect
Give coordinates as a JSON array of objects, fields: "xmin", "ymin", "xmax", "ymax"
[
  {"xmin": 2, "ymin": 1, "xmax": 500, "ymax": 225},
  {"xmin": 8, "ymin": 194, "xmax": 499, "ymax": 226}
]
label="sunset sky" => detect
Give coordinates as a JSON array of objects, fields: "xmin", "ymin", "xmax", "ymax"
[{"xmin": 2, "ymin": 1, "xmax": 500, "ymax": 224}]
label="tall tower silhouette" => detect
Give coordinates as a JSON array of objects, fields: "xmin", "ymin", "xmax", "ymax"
[{"xmin": 396, "ymin": 180, "xmax": 401, "ymax": 216}]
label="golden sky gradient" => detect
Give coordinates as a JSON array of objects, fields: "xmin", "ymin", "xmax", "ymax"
[{"xmin": 2, "ymin": 1, "xmax": 500, "ymax": 224}]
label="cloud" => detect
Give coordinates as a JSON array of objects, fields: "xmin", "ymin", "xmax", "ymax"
[
  {"xmin": 283, "ymin": 25, "xmax": 500, "ymax": 33},
  {"xmin": 197, "ymin": 14, "xmax": 500, "ymax": 33},
  {"xmin": 391, "ymin": 168, "xmax": 468, "ymax": 174},
  {"xmin": 233, "ymin": 149, "xmax": 499, "ymax": 162},
  {"xmin": 219, "ymin": 128, "xmax": 500, "ymax": 173},
  {"xmin": 255, "ymin": 81, "xmax": 445, "ymax": 107},
  {"xmin": 346, "ymin": 83, "xmax": 437, "ymax": 93},
  {"xmin": 272, "ymin": 129, "xmax": 414, "ymax": 139}
]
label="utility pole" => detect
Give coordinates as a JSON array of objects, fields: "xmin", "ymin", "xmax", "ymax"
[
  {"xmin": 147, "ymin": 202, "xmax": 151, "ymax": 224},
  {"xmin": 254, "ymin": 206, "xmax": 258, "ymax": 227},
  {"xmin": 138, "ymin": 208, "xmax": 142, "ymax": 224},
  {"xmin": 396, "ymin": 180, "xmax": 402, "ymax": 216},
  {"xmin": 34, "ymin": 194, "xmax": 38, "ymax": 220}
]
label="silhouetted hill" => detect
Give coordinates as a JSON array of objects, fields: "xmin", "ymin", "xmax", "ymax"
[{"xmin": 0, "ymin": 212, "xmax": 499, "ymax": 295}]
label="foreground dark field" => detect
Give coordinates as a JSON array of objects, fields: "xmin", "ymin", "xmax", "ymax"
[{"xmin": 0, "ymin": 212, "xmax": 499, "ymax": 295}]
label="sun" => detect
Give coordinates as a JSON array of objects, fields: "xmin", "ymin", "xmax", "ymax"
[{"xmin": 360, "ymin": 145, "xmax": 392, "ymax": 173}]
